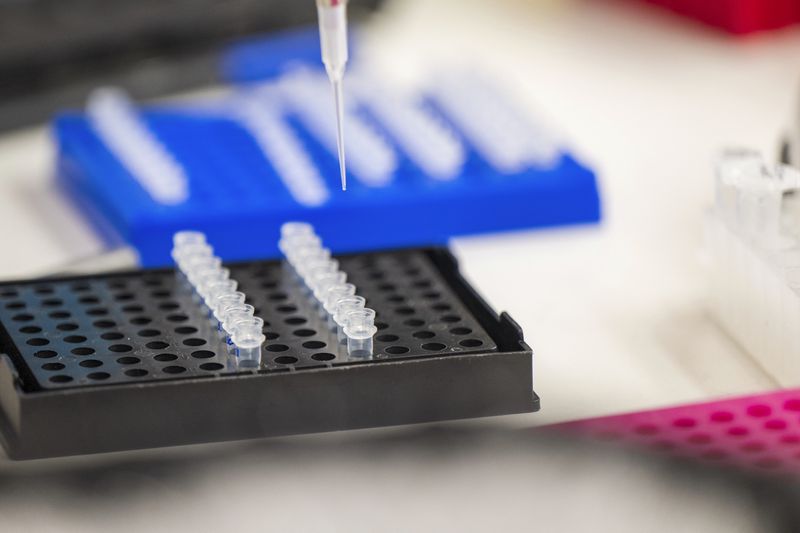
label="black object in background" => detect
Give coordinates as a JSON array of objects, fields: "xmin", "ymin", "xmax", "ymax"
[{"xmin": 0, "ymin": 0, "xmax": 383, "ymax": 131}]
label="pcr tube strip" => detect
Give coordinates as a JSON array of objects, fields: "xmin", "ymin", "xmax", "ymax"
[
  {"xmin": 171, "ymin": 231, "xmax": 264, "ymax": 366},
  {"xmin": 280, "ymin": 222, "xmax": 376, "ymax": 356}
]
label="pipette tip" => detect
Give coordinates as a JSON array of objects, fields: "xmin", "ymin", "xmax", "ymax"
[{"xmin": 333, "ymin": 79, "xmax": 347, "ymax": 191}]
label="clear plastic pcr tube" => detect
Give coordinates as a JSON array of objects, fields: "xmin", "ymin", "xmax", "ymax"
[
  {"xmin": 324, "ymin": 283, "xmax": 356, "ymax": 315},
  {"xmin": 213, "ymin": 291, "xmax": 247, "ymax": 329},
  {"xmin": 334, "ymin": 295, "xmax": 366, "ymax": 340},
  {"xmin": 281, "ymin": 222, "xmax": 315, "ymax": 240},
  {"xmin": 173, "ymin": 230, "xmax": 206, "ymax": 248},
  {"xmin": 343, "ymin": 308, "xmax": 377, "ymax": 356},
  {"xmin": 233, "ymin": 317, "xmax": 266, "ymax": 367},
  {"xmin": 311, "ymin": 271, "xmax": 346, "ymax": 305}
]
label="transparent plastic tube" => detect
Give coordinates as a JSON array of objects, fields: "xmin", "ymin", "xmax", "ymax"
[
  {"xmin": 334, "ymin": 295, "xmax": 366, "ymax": 340},
  {"xmin": 324, "ymin": 283, "xmax": 356, "ymax": 315},
  {"xmin": 213, "ymin": 291, "xmax": 247, "ymax": 328},
  {"xmin": 311, "ymin": 271, "xmax": 347, "ymax": 303},
  {"xmin": 344, "ymin": 308, "xmax": 377, "ymax": 357},
  {"xmin": 173, "ymin": 231, "xmax": 206, "ymax": 249},
  {"xmin": 233, "ymin": 317, "xmax": 266, "ymax": 367}
]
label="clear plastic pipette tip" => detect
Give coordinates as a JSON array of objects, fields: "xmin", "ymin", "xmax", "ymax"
[{"xmin": 333, "ymin": 79, "xmax": 347, "ymax": 191}]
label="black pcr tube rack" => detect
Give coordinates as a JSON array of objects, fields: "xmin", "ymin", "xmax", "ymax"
[{"xmin": 0, "ymin": 247, "xmax": 537, "ymax": 459}]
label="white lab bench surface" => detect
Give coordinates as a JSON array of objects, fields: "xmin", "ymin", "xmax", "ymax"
[{"xmin": 0, "ymin": 0, "xmax": 797, "ymax": 443}]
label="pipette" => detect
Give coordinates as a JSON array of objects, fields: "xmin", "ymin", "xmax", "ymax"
[{"xmin": 316, "ymin": 0, "xmax": 349, "ymax": 191}]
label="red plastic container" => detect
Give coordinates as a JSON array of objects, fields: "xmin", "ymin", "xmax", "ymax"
[
  {"xmin": 639, "ymin": 0, "xmax": 800, "ymax": 34},
  {"xmin": 551, "ymin": 389, "xmax": 800, "ymax": 475}
]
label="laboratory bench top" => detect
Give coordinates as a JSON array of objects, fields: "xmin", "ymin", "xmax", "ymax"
[{"xmin": 0, "ymin": 0, "xmax": 798, "ymax": 466}]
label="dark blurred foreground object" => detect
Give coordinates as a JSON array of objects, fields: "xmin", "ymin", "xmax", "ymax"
[
  {"xmin": 635, "ymin": 0, "xmax": 800, "ymax": 34},
  {"xmin": 0, "ymin": 0, "xmax": 382, "ymax": 131},
  {"xmin": 0, "ymin": 427, "xmax": 797, "ymax": 531}
]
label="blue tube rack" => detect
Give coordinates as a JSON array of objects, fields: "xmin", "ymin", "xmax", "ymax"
[{"xmin": 54, "ymin": 28, "xmax": 601, "ymax": 267}]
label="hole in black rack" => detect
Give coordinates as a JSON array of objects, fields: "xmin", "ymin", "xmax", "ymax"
[
  {"xmin": 87, "ymin": 372, "xmax": 110, "ymax": 380},
  {"xmin": 5, "ymin": 301, "xmax": 25, "ymax": 310},
  {"xmin": 138, "ymin": 329, "xmax": 161, "ymax": 337},
  {"xmin": 86, "ymin": 307, "xmax": 109, "ymax": 316},
  {"xmin": 130, "ymin": 316, "xmax": 152, "ymax": 326},
  {"xmin": 175, "ymin": 326, "xmax": 198, "ymax": 335},
  {"xmin": 26, "ymin": 338, "xmax": 49, "ymax": 346},
  {"xmin": 413, "ymin": 280, "xmax": 432, "ymax": 289},
  {"xmin": 167, "ymin": 314, "xmax": 189, "ymax": 323},
  {"xmin": 79, "ymin": 296, "xmax": 100, "ymax": 305},
  {"xmin": 0, "ymin": 289, "xmax": 18, "ymax": 298},
  {"xmin": 123, "ymin": 304, "xmax": 145, "ymax": 314},
  {"xmin": 378, "ymin": 283, "xmax": 396, "ymax": 292},
  {"xmin": 107, "ymin": 280, "xmax": 127, "ymax": 290},
  {"xmin": 375, "ymin": 322, "xmax": 389, "ymax": 331},
  {"xmin": 71, "ymin": 282, "xmax": 90, "ymax": 292},
  {"xmin": 147, "ymin": 341, "xmax": 170, "ymax": 350},
  {"xmin": 49, "ymin": 310, "xmax": 70, "ymax": 319},
  {"xmin": 460, "ymin": 339, "xmax": 483, "ymax": 348},
  {"xmin": 117, "ymin": 356, "xmax": 140, "ymax": 365},
  {"xmin": 155, "ymin": 353, "xmax": 178, "ymax": 362},
  {"xmin": 109, "ymin": 344, "xmax": 133, "ymax": 353},
  {"xmin": 302, "ymin": 340, "xmax": 326, "ymax": 349},
  {"xmin": 441, "ymin": 315, "xmax": 461, "ymax": 323},
  {"xmin": 450, "ymin": 327, "xmax": 472, "ymax": 335},
  {"xmin": 274, "ymin": 356, "xmax": 298, "ymax": 365},
  {"xmin": 50, "ymin": 375, "xmax": 73, "ymax": 383},
  {"xmin": 387, "ymin": 295, "xmax": 405, "ymax": 303},
  {"xmin": 143, "ymin": 277, "xmax": 162, "ymax": 287},
  {"xmin": 422, "ymin": 342, "xmax": 447, "ymax": 351},
  {"xmin": 266, "ymin": 344, "xmax": 289, "ymax": 352},
  {"xmin": 126, "ymin": 369, "xmax": 148, "ymax": 377},
  {"xmin": 101, "ymin": 332, "xmax": 124, "ymax": 341},
  {"xmin": 159, "ymin": 302, "xmax": 180, "ymax": 311},
  {"xmin": 404, "ymin": 318, "xmax": 424, "ymax": 327},
  {"xmin": 264, "ymin": 332, "xmax": 280, "ymax": 340},
  {"xmin": 190, "ymin": 350, "xmax": 215, "ymax": 359},
  {"xmin": 396, "ymin": 307, "xmax": 415, "ymax": 316},
  {"xmin": 293, "ymin": 329, "xmax": 316, "ymax": 337},
  {"xmin": 284, "ymin": 317, "xmax": 306, "ymax": 325},
  {"xmin": 385, "ymin": 346, "xmax": 410, "ymax": 355},
  {"xmin": 163, "ymin": 366, "xmax": 187, "ymax": 374},
  {"xmin": 34, "ymin": 286, "xmax": 54, "ymax": 295},
  {"xmin": 422, "ymin": 291, "xmax": 441, "ymax": 300},
  {"xmin": 183, "ymin": 338, "xmax": 206, "ymax": 347},
  {"xmin": 42, "ymin": 362, "xmax": 65, "ymax": 371},
  {"xmin": 93, "ymin": 320, "xmax": 116, "ymax": 329},
  {"xmin": 377, "ymin": 334, "xmax": 399, "ymax": 342},
  {"xmin": 42, "ymin": 298, "xmax": 63, "ymax": 307},
  {"xmin": 34, "ymin": 350, "xmax": 57, "ymax": 358},
  {"xmin": 71, "ymin": 347, "xmax": 95, "ymax": 356},
  {"xmin": 13, "ymin": 314, "xmax": 34, "ymax": 322},
  {"xmin": 413, "ymin": 331, "xmax": 435, "ymax": 339},
  {"xmin": 56, "ymin": 323, "xmax": 79, "ymax": 331},
  {"xmin": 200, "ymin": 362, "xmax": 224, "ymax": 371},
  {"xmin": 312, "ymin": 352, "xmax": 335, "ymax": 361},
  {"xmin": 80, "ymin": 359, "xmax": 103, "ymax": 368},
  {"xmin": 151, "ymin": 289, "xmax": 171, "ymax": 299},
  {"xmin": 277, "ymin": 305, "xmax": 298, "ymax": 314},
  {"xmin": 19, "ymin": 325, "xmax": 41, "ymax": 334},
  {"xmin": 432, "ymin": 303, "xmax": 452, "ymax": 312},
  {"xmin": 64, "ymin": 335, "xmax": 87, "ymax": 344},
  {"xmin": 114, "ymin": 292, "xmax": 135, "ymax": 302},
  {"xmin": 268, "ymin": 292, "xmax": 288, "ymax": 301}
]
